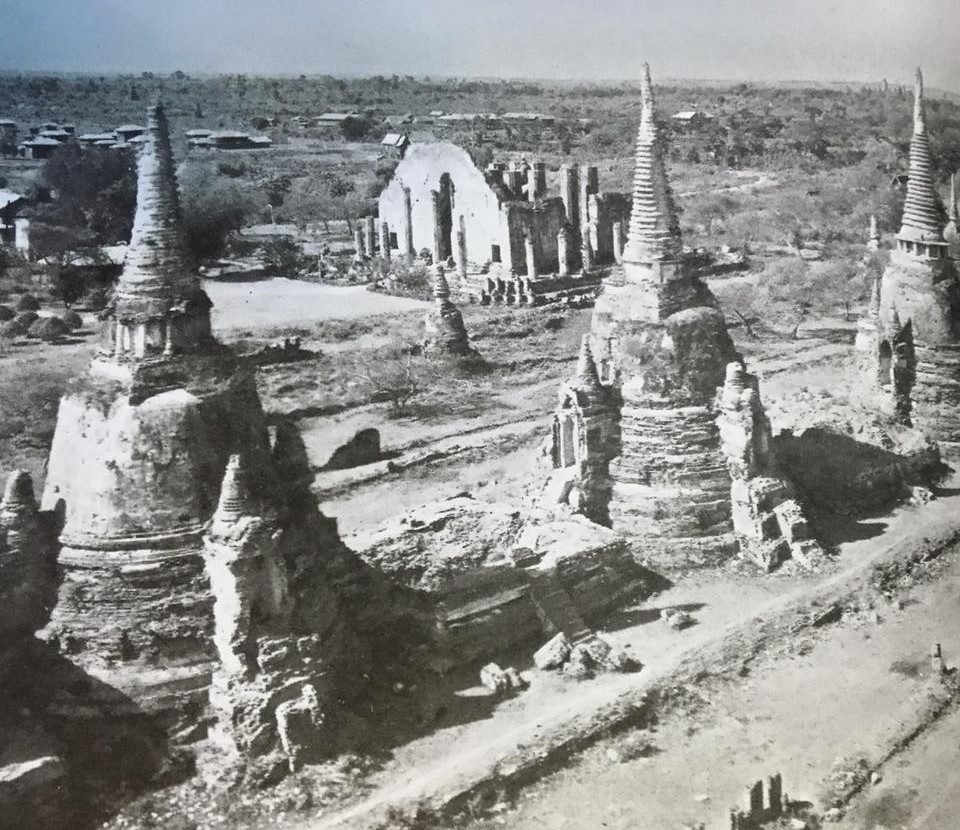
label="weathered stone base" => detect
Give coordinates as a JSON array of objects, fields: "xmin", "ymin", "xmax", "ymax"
[
  {"xmin": 41, "ymin": 543, "xmax": 217, "ymax": 725},
  {"xmin": 912, "ymin": 342, "xmax": 960, "ymax": 442},
  {"xmin": 608, "ymin": 399, "xmax": 734, "ymax": 548},
  {"xmin": 423, "ymin": 307, "xmax": 475, "ymax": 356}
]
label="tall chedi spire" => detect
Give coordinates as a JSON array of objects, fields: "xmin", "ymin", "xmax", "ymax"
[
  {"xmin": 897, "ymin": 69, "xmax": 946, "ymax": 248},
  {"xmin": 109, "ymin": 100, "xmax": 211, "ymax": 361},
  {"xmin": 610, "ymin": 63, "xmax": 716, "ymax": 324},
  {"xmin": 856, "ymin": 67, "xmax": 960, "ymax": 443},
  {"xmin": 539, "ymin": 60, "xmax": 821, "ymax": 571},
  {"xmin": 621, "ymin": 63, "xmax": 683, "ymax": 265}
]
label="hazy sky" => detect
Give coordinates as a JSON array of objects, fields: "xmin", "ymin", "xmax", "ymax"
[{"xmin": 2, "ymin": 0, "xmax": 959, "ymax": 90}]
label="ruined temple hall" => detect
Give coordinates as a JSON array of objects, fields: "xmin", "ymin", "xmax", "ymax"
[
  {"xmin": 856, "ymin": 68, "xmax": 960, "ymax": 448},
  {"xmin": 534, "ymin": 65, "xmax": 821, "ymax": 571}
]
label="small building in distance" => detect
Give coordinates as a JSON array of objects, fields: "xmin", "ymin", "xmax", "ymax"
[
  {"xmin": 380, "ymin": 132, "xmax": 410, "ymax": 158},
  {"xmin": 78, "ymin": 132, "xmax": 117, "ymax": 146},
  {"xmin": 671, "ymin": 110, "xmax": 714, "ymax": 129},
  {"xmin": 315, "ymin": 112, "xmax": 354, "ymax": 129},
  {"xmin": 38, "ymin": 128, "xmax": 70, "ymax": 143},
  {"xmin": 187, "ymin": 131, "xmax": 272, "ymax": 150},
  {"xmin": 0, "ymin": 189, "xmax": 29, "ymax": 254},
  {"xmin": 114, "ymin": 123, "xmax": 146, "ymax": 142},
  {"xmin": 18, "ymin": 135, "xmax": 61, "ymax": 159},
  {"xmin": 501, "ymin": 111, "xmax": 556, "ymax": 126}
]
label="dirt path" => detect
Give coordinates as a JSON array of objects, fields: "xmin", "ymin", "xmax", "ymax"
[
  {"xmin": 297, "ymin": 477, "xmax": 960, "ymax": 830},
  {"xmin": 840, "ymin": 677, "xmax": 960, "ymax": 829},
  {"xmin": 463, "ymin": 540, "xmax": 960, "ymax": 830}
]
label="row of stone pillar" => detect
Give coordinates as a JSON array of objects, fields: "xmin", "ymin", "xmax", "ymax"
[
  {"xmin": 554, "ymin": 220, "xmax": 624, "ymax": 276},
  {"xmin": 353, "ymin": 195, "xmax": 469, "ymax": 282},
  {"xmin": 479, "ymin": 274, "xmax": 542, "ymax": 307},
  {"xmin": 486, "ymin": 160, "xmax": 547, "ymax": 202}
]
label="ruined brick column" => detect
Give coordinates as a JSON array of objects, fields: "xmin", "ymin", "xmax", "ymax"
[
  {"xmin": 579, "ymin": 165, "xmax": 599, "ymax": 232},
  {"xmin": 559, "ymin": 163, "xmax": 581, "ymax": 234},
  {"xmin": 455, "ymin": 214, "xmax": 468, "ymax": 283},
  {"xmin": 379, "ymin": 219, "xmax": 391, "ymax": 261},
  {"xmin": 504, "ymin": 169, "xmax": 523, "ymax": 198},
  {"xmin": 588, "ymin": 214, "xmax": 600, "ymax": 260},
  {"xmin": 524, "ymin": 230, "xmax": 538, "ymax": 279},
  {"xmin": 558, "ymin": 225, "xmax": 572, "ymax": 276},
  {"xmin": 364, "ymin": 215, "xmax": 377, "ymax": 258},
  {"xmin": 532, "ymin": 161, "xmax": 547, "ymax": 199},
  {"xmin": 581, "ymin": 233, "xmax": 595, "ymax": 270},
  {"xmin": 431, "ymin": 189, "xmax": 444, "ymax": 264},
  {"xmin": 402, "ymin": 185, "xmax": 415, "ymax": 263},
  {"xmin": 353, "ymin": 226, "xmax": 365, "ymax": 262}
]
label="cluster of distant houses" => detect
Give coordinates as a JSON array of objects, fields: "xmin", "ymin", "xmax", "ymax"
[{"xmin": 0, "ymin": 118, "xmax": 273, "ymax": 160}]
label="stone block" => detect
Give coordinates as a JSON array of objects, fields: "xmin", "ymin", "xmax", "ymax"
[
  {"xmin": 275, "ymin": 683, "xmax": 325, "ymax": 772},
  {"xmin": 791, "ymin": 540, "xmax": 825, "ymax": 569},
  {"xmin": 662, "ymin": 608, "xmax": 695, "ymax": 630},
  {"xmin": 534, "ymin": 632, "xmax": 572, "ymax": 670},
  {"xmin": 773, "ymin": 499, "xmax": 809, "ymax": 543},
  {"xmin": 479, "ymin": 662, "xmax": 527, "ymax": 694},
  {"xmin": 741, "ymin": 538, "xmax": 790, "ymax": 572}
]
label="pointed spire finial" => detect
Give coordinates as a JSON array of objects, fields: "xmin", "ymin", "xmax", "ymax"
[
  {"xmin": 114, "ymin": 100, "xmax": 202, "ymax": 322},
  {"xmin": 574, "ymin": 334, "xmax": 603, "ymax": 393},
  {"xmin": 432, "ymin": 263, "xmax": 451, "ymax": 304},
  {"xmin": 640, "ymin": 63, "xmax": 654, "ymax": 111},
  {"xmin": 621, "ymin": 62, "xmax": 682, "ymax": 265},
  {"xmin": 213, "ymin": 454, "xmax": 253, "ymax": 524},
  {"xmin": 913, "ymin": 67, "xmax": 925, "ymax": 134},
  {"xmin": 897, "ymin": 66, "xmax": 945, "ymax": 245}
]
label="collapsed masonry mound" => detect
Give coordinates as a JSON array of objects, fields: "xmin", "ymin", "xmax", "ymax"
[
  {"xmin": 761, "ymin": 385, "xmax": 946, "ymax": 515},
  {"xmin": 349, "ymin": 494, "xmax": 654, "ymax": 667},
  {"xmin": 775, "ymin": 425, "xmax": 944, "ymax": 515},
  {"xmin": 349, "ymin": 493, "xmax": 524, "ymax": 592}
]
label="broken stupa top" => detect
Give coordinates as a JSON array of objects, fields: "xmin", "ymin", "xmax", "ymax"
[
  {"xmin": 571, "ymin": 334, "xmax": 604, "ymax": 399},
  {"xmin": 115, "ymin": 100, "xmax": 200, "ymax": 320},
  {"xmin": 898, "ymin": 69, "xmax": 945, "ymax": 245},
  {"xmin": 621, "ymin": 63, "xmax": 683, "ymax": 264},
  {"xmin": 431, "ymin": 263, "xmax": 455, "ymax": 309},
  {"xmin": 212, "ymin": 453, "xmax": 254, "ymax": 526}
]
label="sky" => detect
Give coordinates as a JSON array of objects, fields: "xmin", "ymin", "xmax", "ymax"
[{"xmin": 1, "ymin": 0, "xmax": 959, "ymax": 90}]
